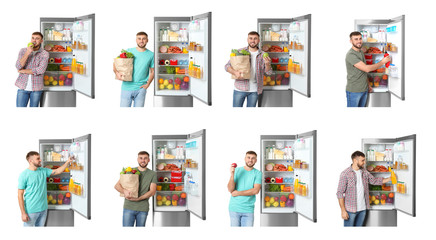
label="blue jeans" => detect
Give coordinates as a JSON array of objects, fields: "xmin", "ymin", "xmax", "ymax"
[
  {"xmin": 346, "ymin": 91, "xmax": 368, "ymax": 107},
  {"xmin": 229, "ymin": 211, "xmax": 254, "ymax": 227},
  {"xmin": 24, "ymin": 210, "xmax": 47, "ymax": 227},
  {"xmin": 120, "ymin": 88, "xmax": 147, "ymax": 107},
  {"xmin": 344, "ymin": 210, "xmax": 367, "ymax": 227},
  {"xmin": 233, "ymin": 90, "xmax": 258, "ymax": 107},
  {"xmin": 123, "ymin": 209, "xmax": 148, "ymax": 227},
  {"xmin": 16, "ymin": 89, "xmax": 43, "ymax": 107}
]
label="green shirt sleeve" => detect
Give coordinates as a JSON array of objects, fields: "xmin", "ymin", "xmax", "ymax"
[
  {"xmin": 347, "ymin": 51, "xmax": 363, "ymax": 66},
  {"xmin": 44, "ymin": 167, "xmax": 53, "ymax": 177},
  {"xmin": 151, "ymin": 171, "xmax": 157, "ymax": 184},
  {"xmin": 18, "ymin": 171, "xmax": 27, "ymax": 190},
  {"xmin": 254, "ymin": 170, "xmax": 262, "ymax": 185},
  {"xmin": 150, "ymin": 53, "xmax": 155, "ymax": 68}
]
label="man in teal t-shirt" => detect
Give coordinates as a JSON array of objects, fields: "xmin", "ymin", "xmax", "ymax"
[
  {"xmin": 228, "ymin": 151, "xmax": 262, "ymax": 227},
  {"xmin": 114, "ymin": 32, "xmax": 155, "ymax": 107},
  {"xmin": 18, "ymin": 151, "xmax": 72, "ymax": 227}
]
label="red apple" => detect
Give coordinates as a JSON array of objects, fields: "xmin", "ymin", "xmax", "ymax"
[{"xmin": 231, "ymin": 163, "xmax": 237, "ymax": 168}]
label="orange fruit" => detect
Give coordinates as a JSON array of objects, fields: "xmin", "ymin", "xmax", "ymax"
[
  {"xmin": 156, "ymin": 195, "xmax": 162, "ymax": 201},
  {"xmin": 44, "ymin": 75, "xmax": 49, "ymax": 81},
  {"xmin": 183, "ymin": 76, "xmax": 190, "ymax": 82},
  {"xmin": 288, "ymin": 193, "xmax": 294, "ymax": 200},
  {"xmin": 265, "ymin": 196, "xmax": 270, "ymax": 202},
  {"xmin": 159, "ymin": 78, "xmax": 164, "ymax": 84}
]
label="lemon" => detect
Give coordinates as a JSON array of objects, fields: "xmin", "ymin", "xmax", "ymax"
[
  {"xmin": 165, "ymin": 201, "xmax": 171, "ymax": 206},
  {"xmin": 125, "ymin": 167, "xmax": 132, "ymax": 172}
]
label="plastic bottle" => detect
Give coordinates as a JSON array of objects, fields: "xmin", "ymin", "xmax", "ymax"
[{"xmin": 294, "ymin": 175, "xmax": 299, "ymax": 195}]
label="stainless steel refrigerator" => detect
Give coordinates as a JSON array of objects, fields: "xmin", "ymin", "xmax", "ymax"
[
  {"xmin": 260, "ymin": 130, "xmax": 317, "ymax": 226},
  {"xmin": 154, "ymin": 12, "xmax": 212, "ymax": 107},
  {"xmin": 40, "ymin": 14, "xmax": 95, "ymax": 107},
  {"xmin": 257, "ymin": 14, "xmax": 311, "ymax": 107},
  {"xmin": 152, "ymin": 129, "xmax": 206, "ymax": 226},
  {"xmin": 355, "ymin": 15, "xmax": 405, "ymax": 107},
  {"xmin": 40, "ymin": 134, "xmax": 91, "ymax": 226},
  {"xmin": 361, "ymin": 134, "xmax": 416, "ymax": 226}
]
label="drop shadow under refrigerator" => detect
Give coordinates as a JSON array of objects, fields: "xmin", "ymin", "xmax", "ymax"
[
  {"xmin": 40, "ymin": 134, "xmax": 91, "ymax": 226},
  {"xmin": 40, "ymin": 14, "xmax": 95, "ymax": 107},
  {"xmin": 260, "ymin": 130, "xmax": 316, "ymax": 226},
  {"xmin": 361, "ymin": 134, "xmax": 416, "ymax": 226},
  {"xmin": 258, "ymin": 14, "xmax": 311, "ymax": 107},
  {"xmin": 355, "ymin": 15, "xmax": 405, "ymax": 107},
  {"xmin": 152, "ymin": 129, "xmax": 206, "ymax": 226},
  {"xmin": 154, "ymin": 12, "xmax": 211, "ymax": 107}
]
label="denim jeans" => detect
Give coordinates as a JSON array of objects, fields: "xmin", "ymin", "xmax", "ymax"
[
  {"xmin": 120, "ymin": 88, "xmax": 147, "ymax": 107},
  {"xmin": 346, "ymin": 91, "xmax": 368, "ymax": 107},
  {"xmin": 233, "ymin": 90, "xmax": 258, "ymax": 107},
  {"xmin": 123, "ymin": 209, "xmax": 148, "ymax": 227},
  {"xmin": 16, "ymin": 89, "xmax": 43, "ymax": 107},
  {"xmin": 229, "ymin": 211, "xmax": 254, "ymax": 227},
  {"xmin": 344, "ymin": 210, "xmax": 367, "ymax": 227},
  {"xmin": 24, "ymin": 210, "xmax": 47, "ymax": 227}
]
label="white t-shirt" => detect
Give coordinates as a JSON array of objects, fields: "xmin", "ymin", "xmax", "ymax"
[
  {"xmin": 234, "ymin": 50, "xmax": 258, "ymax": 93},
  {"xmin": 24, "ymin": 77, "xmax": 33, "ymax": 91},
  {"xmin": 353, "ymin": 169, "xmax": 366, "ymax": 211}
]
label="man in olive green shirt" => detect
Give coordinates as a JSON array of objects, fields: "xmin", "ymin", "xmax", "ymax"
[
  {"xmin": 115, "ymin": 151, "xmax": 157, "ymax": 227},
  {"xmin": 346, "ymin": 32, "xmax": 391, "ymax": 107}
]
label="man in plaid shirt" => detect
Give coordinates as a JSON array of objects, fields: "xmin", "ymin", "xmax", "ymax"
[
  {"xmin": 337, "ymin": 151, "xmax": 391, "ymax": 226},
  {"xmin": 225, "ymin": 31, "xmax": 272, "ymax": 107},
  {"xmin": 15, "ymin": 32, "xmax": 49, "ymax": 107}
]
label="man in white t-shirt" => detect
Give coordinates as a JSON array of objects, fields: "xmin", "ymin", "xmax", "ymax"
[
  {"xmin": 337, "ymin": 151, "xmax": 391, "ymax": 226},
  {"xmin": 225, "ymin": 31, "xmax": 272, "ymax": 107}
]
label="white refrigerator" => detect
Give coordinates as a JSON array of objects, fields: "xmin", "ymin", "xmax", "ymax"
[
  {"xmin": 152, "ymin": 129, "xmax": 206, "ymax": 226},
  {"xmin": 260, "ymin": 130, "xmax": 317, "ymax": 226},
  {"xmin": 362, "ymin": 134, "xmax": 416, "ymax": 226},
  {"xmin": 40, "ymin": 134, "xmax": 91, "ymax": 226}
]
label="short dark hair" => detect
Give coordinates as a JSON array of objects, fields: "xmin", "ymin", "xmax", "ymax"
[
  {"xmin": 26, "ymin": 151, "xmax": 40, "ymax": 161},
  {"xmin": 351, "ymin": 151, "xmax": 365, "ymax": 161},
  {"xmin": 349, "ymin": 31, "xmax": 362, "ymax": 39},
  {"xmin": 248, "ymin": 31, "xmax": 260, "ymax": 37},
  {"xmin": 246, "ymin": 151, "xmax": 257, "ymax": 157},
  {"xmin": 32, "ymin": 32, "xmax": 44, "ymax": 39},
  {"xmin": 137, "ymin": 32, "xmax": 148, "ymax": 37},
  {"xmin": 138, "ymin": 151, "xmax": 150, "ymax": 157}
]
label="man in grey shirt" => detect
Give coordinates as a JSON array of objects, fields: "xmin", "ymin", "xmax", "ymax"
[{"xmin": 345, "ymin": 32, "xmax": 390, "ymax": 107}]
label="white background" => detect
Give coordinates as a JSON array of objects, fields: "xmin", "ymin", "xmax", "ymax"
[{"xmin": 0, "ymin": 0, "xmax": 434, "ymax": 238}]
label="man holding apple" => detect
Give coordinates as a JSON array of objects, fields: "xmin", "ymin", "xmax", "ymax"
[
  {"xmin": 225, "ymin": 31, "xmax": 272, "ymax": 107},
  {"xmin": 227, "ymin": 151, "xmax": 262, "ymax": 227},
  {"xmin": 114, "ymin": 151, "xmax": 157, "ymax": 227},
  {"xmin": 15, "ymin": 32, "xmax": 49, "ymax": 107},
  {"xmin": 114, "ymin": 32, "xmax": 155, "ymax": 107},
  {"xmin": 18, "ymin": 151, "xmax": 73, "ymax": 226},
  {"xmin": 336, "ymin": 151, "xmax": 391, "ymax": 226}
]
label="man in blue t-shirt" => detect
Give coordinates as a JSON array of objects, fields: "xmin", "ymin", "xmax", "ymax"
[
  {"xmin": 18, "ymin": 151, "xmax": 72, "ymax": 227},
  {"xmin": 114, "ymin": 32, "xmax": 155, "ymax": 107},
  {"xmin": 227, "ymin": 151, "xmax": 262, "ymax": 227}
]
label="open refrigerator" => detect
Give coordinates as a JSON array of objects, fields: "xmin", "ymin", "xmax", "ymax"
[
  {"xmin": 40, "ymin": 14, "xmax": 95, "ymax": 107},
  {"xmin": 257, "ymin": 14, "xmax": 311, "ymax": 107},
  {"xmin": 152, "ymin": 129, "xmax": 206, "ymax": 226},
  {"xmin": 260, "ymin": 130, "xmax": 316, "ymax": 226},
  {"xmin": 362, "ymin": 134, "xmax": 416, "ymax": 226},
  {"xmin": 355, "ymin": 15, "xmax": 405, "ymax": 107},
  {"xmin": 40, "ymin": 134, "xmax": 91, "ymax": 226},
  {"xmin": 154, "ymin": 12, "xmax": 211, "ymax": 107}
]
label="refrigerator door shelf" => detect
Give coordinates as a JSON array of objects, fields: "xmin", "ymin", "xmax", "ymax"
[{"xmin": 387, "ymin": 15, "xmax": 405, "ymax": 101}]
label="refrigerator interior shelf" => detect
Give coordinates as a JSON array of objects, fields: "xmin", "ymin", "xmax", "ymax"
[
  {"xmin": 156, "ymin": 158, "xmax": 185, "ymax": 161},
  {"xmin": 159, "ymin": 53, "xmax": 188, "ymax": 55},
  {"xmin": 265, "ymin": 183, "xmax": 292, "ymax": 185},
  {"xmin": 157, "ymin": 191, "xmax": 184, "ymax": 193},
  {"xmin": 265, "ymin": 52, "xmax": 288, "ymax": 54},
  {"xmin": 48, "ymin": 51, "xmax": 71, "ymax": 53},
  {"xmin": 157, "ymin": 182, "xmax": 183, "ymax": 184},
  {"xmin": 159, "ymin": 41, "xmax": 188, "ymax": 43},
  {"xmin": 265, "ymin": 191, "xmax": 293, "ymax": 194},
  {"xmin": 262, "ymin": 40, "xmax": 290, "ymax": 43},
  {"xmin": 159, "ymin": 65, "xmax": 188, "ymax": 67},
  {"xmin": 265, "ymin": 159, "xmax": 294, "ymax": 161},
  {"xmin": 265, "ymin": 170, "xmax": 294, "ymax": 173},
  {"xmin": 157, "ymin": 170, "xmax": 185, "ymax": 172}
]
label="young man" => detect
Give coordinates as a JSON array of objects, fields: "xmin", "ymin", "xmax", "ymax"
[
  {"xmin": 115, "ymin": 151, "xmax": 157, "ymax": 227},
  {"xmin": 18, "ymin": 151, "xmax": 73, "ymax": 227},
  {"xmin": 337, "ymin": 151, "xmax": 391, "ymax": 226},
  {"xmin": 15, "ymin": 32, "xmax": 49, "ymax": 107},
  {"xmin": 345, "ymin": 32, "xmax": 391, "ymax": 107},
  {"xmin": 225, "ymin": 31, "xmax": 272, "ymax": 107},
  {"xmin": 227, "ymin": 151, "xmax": 262, "ymax": 227},
  {"xmin": 114, "ymin": 32, "xmax": 155, "ymax": 107}
]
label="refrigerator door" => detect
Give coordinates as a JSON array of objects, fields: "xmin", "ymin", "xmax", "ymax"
[
  {"xmin": 387, "ymin": 15, "xmax": 405, "ymax": 100},
  {"xmin": 294, "ymin": 130, "xmax": 317, "ymax": 222},
  {"xmin": 289, "ymin": 14, "xmax": 311, "ymax": 97},
  {"xmin": 394, "ymin": 134, "xmax": 416, "ymax": 217},
  {"xmin": 70, "ymin": 134, "xmax": 91, "ymax": 219},
  {"xmin": 188, "ymin": 12, "xmax": 212, "ymax": 105},
  {"xmin": 72, "ymin": 14, "xmax": 95, "ymax": 99},
  {"xmin": 186, "ymin": 129, "xmax": 206, "ymax": 220}
]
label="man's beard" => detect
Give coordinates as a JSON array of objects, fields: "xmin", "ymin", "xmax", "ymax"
[
  {"xmin": 137, "ymin": 43, "xmax": 146, "ymax": 49},
  {"xmin": 139, "ymin": 162, "xmax": 148, "ymax": 168},
  {"xmin": 246, "ymin": 162, "xmax": 255, "ymax": 168},
  {"xmin": 32, "ymin": 162, "xmax": 41, "ymax": 168},
  {"xmin": 357, "ymin": 163, "xmax": 364, "ymax": 169},
  {"xmin": 352, "ymin": 43, "xmax": 362, "ymax": 49},
  {"xmin": 248, "ymin": 43, "xmax": 258, "ymax": 49}
]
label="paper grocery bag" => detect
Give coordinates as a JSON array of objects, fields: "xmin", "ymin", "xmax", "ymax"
[
  {"xmin": 230, "ymin": 55, "xmax": 251, "ymax": 79},
  {"xmin": 114, "ymin": 58, "xmax": 134, "ymax": 81},
  {"xmin": 119, "ymin": 174, "xmax": 139, "ymax": 198}
]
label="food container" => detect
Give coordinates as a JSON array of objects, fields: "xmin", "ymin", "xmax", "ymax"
[
  {"xmin": 366, "ymin": 60, "xmax": 373, "ymax": 65},
  {"xmin": 365, "ymin": 54, "xmax": 373, "ymax": 59},
  {"xmin": 170, "ymin": 59, "xmax": 178, "ymax": 65},
  {"xmin": 55, "ymin": 58, "xmax": 62, "ymax": 63},
  {"xmin": 171, "ymin": 176, "xmax": 182, "ymax": 182},
  {"xmin": 302, "ymin": 162, "xmax": 308, "ymax": 169},
  {"xmin": 171, "ymin": 171, "xmax": 182, "ymax": 177},
  {"xmin": 271, "ymin": 58, "xmax": 279, "ymax": 63},
  {"xmin": 389, "ymin": 64, "xmax": 399, "ymax": 78},
  {"xmin": 275, "ymin": 177, "xmax": 283, "ymax": 183}
]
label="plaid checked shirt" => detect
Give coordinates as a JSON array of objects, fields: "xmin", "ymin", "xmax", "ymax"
[
  {"xmin": 15, "ymin": 47, "xmax": 49, "ymax": 91},
  {"xmin": 337, "ymin": 166, "xmax": 383, "ymax": 213},
  {"xmin": 225, "ymin": 47, "xmax": 272, "ymax": 94}
]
